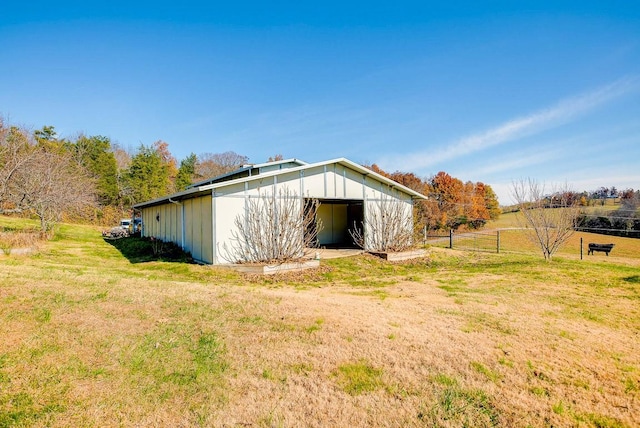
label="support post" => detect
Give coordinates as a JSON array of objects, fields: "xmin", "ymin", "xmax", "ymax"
[
  {"xmin": 449, "ymin": 229, "xmax": 453, "ymax": 249},
  {"xmin": 580, "ymin": 237, "xmax": 583, "ymax": 260}
]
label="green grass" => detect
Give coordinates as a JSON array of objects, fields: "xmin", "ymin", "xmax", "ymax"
[
  {"xmin": 421, "ymin": 382, "xmax": 500, "ymax": 427},
  {"xmin": 471, "ymin": 361, "xmax": 502, "ymax": 382},
  {"xmin": 1, "ymin": 215, "xmax": 639, "ymax": 427},
  {"xmin": 333, "ymin": 360, "xmax": 385, "ymax": 395}
]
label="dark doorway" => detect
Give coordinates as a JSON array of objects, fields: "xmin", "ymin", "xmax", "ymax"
[{"xmin": 308, "ymin": 199, "xmax": 363, "ymax": 248}]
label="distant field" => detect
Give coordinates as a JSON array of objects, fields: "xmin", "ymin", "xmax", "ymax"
[
  {"xmin": 1, "ymin": 215, "xmax": 639, "ymax": 427},
  {"xmin": 475, "ymin": 211, "xmax": 640, "ymax": 260}
]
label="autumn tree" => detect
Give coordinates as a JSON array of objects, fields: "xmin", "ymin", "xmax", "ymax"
[
  {"xmin": 365, "ymin": 164, "xmax": 500, "ymax": 233},
  {"xmin": 367, "ymin": 164, "xmax": 438, "ymax": 237},
  {"xmin": 620, "ymin": 189, "xmax": 639, "ymax": 212},
  {"xmin": 481, "ymin": 183, "xmax": 501, "ymax": 220},
  {"xmin": 153, "ymin": 140, "xmax": 178, "ymax": 192},
  {"xmin": 428, "ymin": 171, "xmax": 464, "ymax": 229}
]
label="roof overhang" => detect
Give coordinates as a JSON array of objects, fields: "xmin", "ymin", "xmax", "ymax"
[{"xmin": 133, "ymin": 157, "xmax": 427, "ymax": 209}]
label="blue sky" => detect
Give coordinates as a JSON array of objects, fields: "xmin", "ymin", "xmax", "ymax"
[{"xmin": 1, "ymin": 1, "xmax": 639, "ymax": 204}]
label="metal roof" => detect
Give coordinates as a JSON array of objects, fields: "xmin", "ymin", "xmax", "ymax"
[
  {"xmin": 187, "ymin": 158, "xmax": 307, "ymax": 188},
  {"xmin": 133, "ymin": 157, "xmax": 427, "ymax": 208}
]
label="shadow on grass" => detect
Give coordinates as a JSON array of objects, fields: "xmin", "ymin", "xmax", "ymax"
[
  {"xmin": 623, "ymin": 275, "xmax": 640, "ymax": 284},
  {"xmin": 104, "ymin": 236, "xmax": 194, "ymax": 264}
]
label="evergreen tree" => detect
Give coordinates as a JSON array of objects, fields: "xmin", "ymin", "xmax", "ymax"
[
  {"xmin": 176, "ymin": 153, "xmax": 198, "ymax": 191},
  {"xmin": 33, "ymin": 125, "xmax": 64, "ymax": 152},
  {"xmin": 126, "ymin": 144, "xmax": 171, "ymax": 204},
  {"xmin": 70, "ymin": 135, "xmax": 119, "ymax": 205}
]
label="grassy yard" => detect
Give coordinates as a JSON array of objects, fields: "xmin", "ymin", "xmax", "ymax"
[{"xmin": 0, "ymin": 216, "xmax": 639, "ymax": 427}]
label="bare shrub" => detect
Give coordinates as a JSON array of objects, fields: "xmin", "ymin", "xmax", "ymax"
[
  {"xmin": 350, "ymin": 195, "xmax": 414, "ymax": 252},
  {"xmin": 512, "ymin": 178, "xmax": 581, "ymax": 261},
  {"xmin": 221, "ymin": 187, "xmax": 322, "ymax": 264}
]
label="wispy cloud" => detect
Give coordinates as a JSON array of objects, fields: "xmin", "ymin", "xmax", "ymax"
[
  {"xmin": 470, "ymin": 147, "xmax": 563, "ymax": 176},
  {"xmin": 382, "ymin": 76, "xmax": 640, "ymax": 172}
]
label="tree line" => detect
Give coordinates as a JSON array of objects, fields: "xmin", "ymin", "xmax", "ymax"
[
  {"xmin": 0, "ymin": 120, "xmax": 253, "ymax": 234},
  {"xmin": 366, "ymin": 164, "xmax": 501, "ymax": 233},
  {"xmin": 502, "ymin": 184, "xmax": 640, "ymax": 238},
  {"xmin": 2, "ymin": 118, "xmax": 502, "ymax": 236},
  {"xmin": 576, "ymin": 189, "xmax": 640, "ymax": 237}
]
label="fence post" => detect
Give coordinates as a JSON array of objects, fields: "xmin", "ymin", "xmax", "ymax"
[
  {"xmin": 497, "ymin": 230, "xmax": 500, "ymax": 254},
  {"xmin": 423, "ymin": 226, "xmax": 427, "ymax": 246},
  {"xmin": 449, "ymin": 229, "xmax": 453, "ymax": 249},
  {"xmin": 580, "ymin": 237, "xmax": 583, "ymax": 260}
]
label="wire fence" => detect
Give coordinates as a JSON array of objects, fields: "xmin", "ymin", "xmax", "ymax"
[
  {"xmin": 422, "ymin": 226, "xmax": 639, "ymax": 260},
  {"xmin": 423, "ymin": 229, "xmax": 501, "ymax": 253}
]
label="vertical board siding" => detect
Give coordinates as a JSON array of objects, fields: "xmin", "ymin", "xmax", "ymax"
[
  {"xmin": 191, "ymin": 197, "xmax": 203, "ymax": 262},
  {"xmin": 200, "ymin": 195, "xmax": 213, "ymax": 264},
  {"xmin": 214, "ymin": 195, "xmax": 245, "ymax": 263},
  {"xmin": 183, "ymin": 199, "xmax": 194, "ymax": 258},
  {"xmin": 136, "ymin": 162, "xmax": 421, "ymax": 265}
]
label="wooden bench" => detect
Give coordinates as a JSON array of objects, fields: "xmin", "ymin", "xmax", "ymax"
[{"xmin": 588, "ymin": 243, "xmax": 615, "ymax": 256}]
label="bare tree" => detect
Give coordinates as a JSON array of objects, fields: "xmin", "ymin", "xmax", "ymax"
[
  {"xmin": 11, "ymin": 148, "xmax": 96, "ymax": 235},
  {"xmin": 0, "ymin": 123, "xmax": 35, "ymax": 208},
  {"xmin": 111, "ymin": 143, "xmax": 132, "ymax": 171},
  {"xmin": 1, "ymin": 121, "xmax": 96, "ymax": 235},
  {"xmin": 512, "ymin": 178, "xmax": 581, "ymax": 261},
  {"xmin": 350, "ymin": 195, "xmax": 414, "ymax": 252},
  {"xmin": 196, "ymin": 151, "xmax": 248, "ymax": 179},
  {"xmin": 221, "ymin": 187, "xmax": 321, "ymax": 263}
]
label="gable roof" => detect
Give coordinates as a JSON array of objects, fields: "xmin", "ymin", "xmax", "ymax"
[
  {"xmin": 188, "ymin": 158, "xmax": 307, "ymax": 188},
  {"xmin": 134, "ymin": 157, "xmax": 427, "ymax": 209}
]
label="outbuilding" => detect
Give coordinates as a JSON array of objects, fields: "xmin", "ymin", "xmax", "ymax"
[{"xmin": 133, "ymin": 158, "xmax": 426, "ymax": 264}]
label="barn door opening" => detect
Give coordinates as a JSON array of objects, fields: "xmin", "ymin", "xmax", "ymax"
[
  {"xmin": 347, "ymin": 202, "xmax": 364, "ymax": 246},
  {"xmin": 310, "ymin": 199, "xmax": 363, "ymax": 248}
]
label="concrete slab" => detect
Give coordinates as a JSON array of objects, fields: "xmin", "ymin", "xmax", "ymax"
[
  {"xmin": 304, "ymin": 248, "xmax": 364, "ymax": 260},
  {"xmin": 369, "ymin": 249, "xmax": 428, "ymax": 261},
  {"xmin": 223, "ymin": 260, "xmax": 320, "ymax": 275}
]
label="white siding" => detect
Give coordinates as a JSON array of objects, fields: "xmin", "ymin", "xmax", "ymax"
[
  {"xmin": 182, "ymin": 195, "xmax": 213, "ymax": 264},
  {"xmin": 140, "ymin": 203, "xmax": 181, "ymax": 243},
  {"xmin": 213, "ymin": 194, "xmax": 246, "ymax": 264},
  {"xmin": 136, "ymin": 160, "xmax": 421, "ymax": 265},
  {"xmin": 300, "ymin": 165, "xmax": 327, "ymax": 199},
  {"xmin": 213, "ymin": 181, "xmax": 309, "ymax": 264},
  {"xmin": 344, "ymin": 168, "xmax": 365, "ymax": 199},
  {"xmin": 362, "ymin": 194, "xmax": 414, "ymax": 250}
]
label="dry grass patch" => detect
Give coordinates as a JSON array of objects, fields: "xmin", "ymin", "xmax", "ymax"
[{"xmin": 0, "ymin": 224, "xmax": 43, "ymax": 256}]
